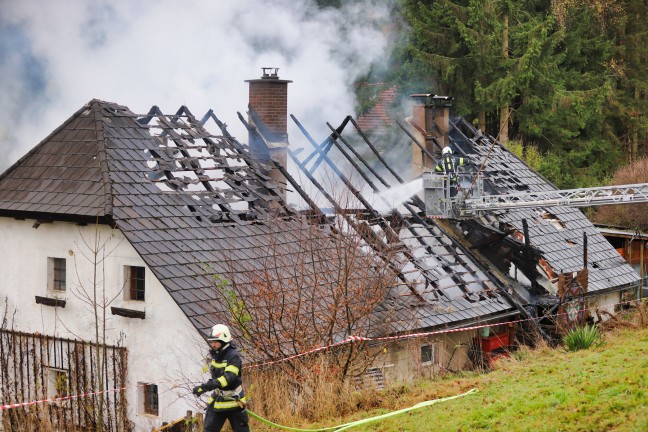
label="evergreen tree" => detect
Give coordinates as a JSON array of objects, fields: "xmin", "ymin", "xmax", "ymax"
[
  {"xmin": 392, "ymin": 0, "xmax": 648, "ymax": 188},
  {"xmin": 606, "ymin": 0, "xmax": 648, "ymax": 161}
]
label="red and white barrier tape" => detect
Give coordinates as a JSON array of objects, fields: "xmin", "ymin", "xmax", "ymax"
[
  {"xmin": 0, "ymin": 385, "xmax": 129, "ymax": 411},
  {"xmin": 0, "ymin": 298, "xmax": 643, "ymax": 411},
  {"xmin": 0, "ymin": 378, "xmax": 177, "ymax": 411},
  {"xmin": 247, "ymin": 298, "xmax": 644, "ymax": 369}
]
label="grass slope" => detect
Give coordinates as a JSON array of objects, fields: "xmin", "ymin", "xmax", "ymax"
[{"xmin": 253, "ymin": 327, "xmax": 648, "ymax": 432}]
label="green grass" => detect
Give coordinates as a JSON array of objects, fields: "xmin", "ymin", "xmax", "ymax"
[{"xmin": 251, "ymin": 327, "xmax": 648, "ymax": 431}]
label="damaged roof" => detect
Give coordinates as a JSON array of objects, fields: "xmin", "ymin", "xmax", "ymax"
[
  {"xmin": 282, "ymin": 102, "xmax": 639, "ymax": 335},
  {"xmin": 0, "ymin": 99, "xmax": 519, "ymax": 346},
  {"xmin": 450, "ymin": 119, "xmax": 640, "ymax": 294},
  {"xmin": 267, "ymin": 114, "xmax": 519, "ymax": 335},
  {"xmin": 1, "ymin": 91, "xmax": 634, "ymax": 349}
]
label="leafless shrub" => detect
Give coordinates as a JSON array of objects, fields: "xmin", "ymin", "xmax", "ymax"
[
  {"xmin": 594, "ymin": 157, "xmax": 648, "ymax": 230},
  {"xmin": 598, "ymin": 300, "xmax": 648, "ymax": 331}
]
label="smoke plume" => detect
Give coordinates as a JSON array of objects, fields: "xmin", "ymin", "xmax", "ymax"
[{"xmin": 0, "ymin": 0, "xmax": 393, "ymax": 171}]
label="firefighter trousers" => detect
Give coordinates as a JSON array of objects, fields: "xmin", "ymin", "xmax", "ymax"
[{"xmin": 203, "ymin": 405, "xmax": 250, "ymax": 432}]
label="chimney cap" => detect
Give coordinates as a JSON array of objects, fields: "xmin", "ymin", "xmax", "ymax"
[
  {"xmin": 261, "ymin": 67, "xmax": 280, "ymax": 79},
  {"xmin": 411, "ymin": 94, "xmax": 454, "ymax": 107},
  {"xmin": 245, "ymin": 67, "xmax": 293, "ymax": 84}
]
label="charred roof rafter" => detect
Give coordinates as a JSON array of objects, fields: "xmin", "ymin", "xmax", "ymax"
[
  {"xmin": 136, "ymin": 106, "xmax": 291, "ymax": 223},
  {"xmin": 289, "ymin": 114, "xmax": 491, "ymax": 302},
  {"xmin": 318, "ymin": 116, "xmax": 490, "ymax": 301}
]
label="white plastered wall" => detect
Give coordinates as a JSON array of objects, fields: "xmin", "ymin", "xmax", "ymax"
[
  {"xmin": 0, "ymin": 217, "xmax": 212, "ymax": 431},
  {"xmin": 588, "ymin": 291, "xmax": 624, "ymax": 321}
]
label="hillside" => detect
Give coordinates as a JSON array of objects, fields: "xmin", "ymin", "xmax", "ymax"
[{"xmin": 252, "ymin": 321, "xmax": 648, "ymax": 431}]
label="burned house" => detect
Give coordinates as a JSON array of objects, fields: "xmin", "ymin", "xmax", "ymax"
[
  {"xmin": 0, "ymin": 71, "xmax": 639, "ymax": 429},
  {"xmin": 314, "ymin": 91, "xmax": 640, "ymax": 328}
]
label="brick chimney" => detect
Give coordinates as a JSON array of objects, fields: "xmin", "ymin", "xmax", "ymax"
[
  {"xmin": 245, "ymin": 68, "xmax": 292, "ymax": 198},
  {"xmin": 409, "ymin": 94, "xmax": 453, "ymax": 176}
]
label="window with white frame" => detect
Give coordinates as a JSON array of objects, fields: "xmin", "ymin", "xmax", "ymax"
[
  {"xmin": 47, "ymin": 368, "xmax": 69, "ymax": 399},
  {"xmin": 125, "ymin": 266, "xmax": 146, "ymax": 301},
  {"xmin": 47, "ymin": 257, "xmax": 66, "ymax": 291},
  {"xmin": 420, "ymin": 344, "xmax": 435, "ymax": 365},
  {"xmin": 138, "ymin": 382, "xmax": 158, "ymax": 415}
]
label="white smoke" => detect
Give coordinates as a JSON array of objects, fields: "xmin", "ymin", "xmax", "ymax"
[{"xmin": 0, "ymin": 0, "xmax": 394, "ymax": 171}]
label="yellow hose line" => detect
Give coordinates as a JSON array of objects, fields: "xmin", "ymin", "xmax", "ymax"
[{"xmin": 247, "ymin": 388, "xmax": 478, "ymax": 431}]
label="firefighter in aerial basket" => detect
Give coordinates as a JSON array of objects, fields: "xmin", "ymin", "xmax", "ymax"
[
  {"xmin": 192, "ymin": 324, "xmax": 250, "ymax": 432},
  {"xmin": 435, "ymin": 146, "xmax": 471, "ymax": 198}
]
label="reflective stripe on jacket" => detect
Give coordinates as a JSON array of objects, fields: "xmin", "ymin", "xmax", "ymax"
[
  {"xmin": 435, "ymin": 156, "xmax": 469, "ymax": 182},
  {"xmin": 199, "ymin": 343, "xmax": 246, "ymax": 412}
]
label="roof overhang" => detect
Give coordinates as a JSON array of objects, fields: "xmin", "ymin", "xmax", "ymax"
[{"xmin": 0, "ymin": 210, "xmax": 115, "ymax": 227}]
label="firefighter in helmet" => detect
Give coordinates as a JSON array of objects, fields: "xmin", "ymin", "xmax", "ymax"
[
  {"xmin": 435, "ymin": 146, "xmax": 471, "ymax": 197},
  {"xmin": 193, "ymin": 324, "xmax": 249, "ymax": 432}
]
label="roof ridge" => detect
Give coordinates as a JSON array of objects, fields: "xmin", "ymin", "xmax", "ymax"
[{"xmin": 89, "ymin": 100, "xmax": 114, "ymax": 216}]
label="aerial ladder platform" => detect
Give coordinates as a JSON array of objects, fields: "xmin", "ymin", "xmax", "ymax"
[{"xmin": 423, "ymin": 172, "xmax": 648, "ymax": 218}]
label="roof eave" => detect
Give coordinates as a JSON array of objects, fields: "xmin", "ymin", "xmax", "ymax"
[{"xmin": 0, "ymin": 209, "xmax": 116, "ymax": 227}]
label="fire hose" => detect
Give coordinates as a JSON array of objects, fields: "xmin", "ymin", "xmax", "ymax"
[{"xmin": 246, "ymin": 388, "xmax": 478, "ymax": 431}]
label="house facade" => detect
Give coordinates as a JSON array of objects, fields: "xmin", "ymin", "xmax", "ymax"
[
  {"xmin": 0, "ymin": 219, "xmax": 204, "ymax": 430},
  {"xmin": 0, "ymin": 72, "xmax": 642, "ymax": 429},
  {"xmin": 597, "ymin": 224, "xmax": 648, "ymax": 299}
]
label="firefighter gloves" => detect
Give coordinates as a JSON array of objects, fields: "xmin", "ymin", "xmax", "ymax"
[{"xmin": 192, "ymin": 386, "xmax": 205, "ymax": 396}]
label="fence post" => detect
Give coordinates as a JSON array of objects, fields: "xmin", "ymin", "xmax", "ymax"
[
  {"xmin": 193, "ymin": 412, "xmax": 203, "ymax": 431},
  {"xmin": 185, "ymin": 410, "xmax": 192, "ymax": 432}
]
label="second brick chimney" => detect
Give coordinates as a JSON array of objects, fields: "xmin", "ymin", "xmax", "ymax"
[
  {"xmin": 409, "ymin": 94, "xmax": 453, "ymax": 177},
  {"xmin": 245, "ymin": 68, "xmax": 292, "ymax": 198}
]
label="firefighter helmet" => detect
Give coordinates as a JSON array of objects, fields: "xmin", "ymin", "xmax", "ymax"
[
  {"xmin": 208, "ymin": 324, "xmax": 232, "ymax": 343},
  {"xmin": 442, "ymin": 146, "xmax": 453, "ymax": 155}
]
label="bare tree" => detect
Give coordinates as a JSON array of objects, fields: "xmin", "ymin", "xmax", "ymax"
[
  {"xmin": 65, "ymin": 223, "xmax": 126, "ymax": 432},
  {"xmin": 209, "ymin": 214, "xmax": 401, "ymax": 383}
]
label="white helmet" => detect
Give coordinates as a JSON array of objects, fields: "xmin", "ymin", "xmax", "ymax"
[
  {"xmin": 442, "ymin": 146, "xmax": 453, "ymax": 155},
  {"xmin": 208, "ymin": 324, "xmax": 232, "ymax": 343}
]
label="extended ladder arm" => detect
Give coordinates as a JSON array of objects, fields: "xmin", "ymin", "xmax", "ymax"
[
  {"xmin": 462, "ymin": 183, "xmax": 648, "ymax": 215},
  {"xmin": 422, "ymin": 172, "xmax": 648, "ymax": 218}
]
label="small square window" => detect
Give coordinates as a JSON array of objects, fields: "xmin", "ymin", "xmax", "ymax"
[
  {"xmin": 125, "ymin": 266, "xmax": 145, "ymax": 301},
  {"xmin": 139, "ymin": 383, "xmax": 158, "ymax": 415},
  {"xmin": 47, "ymin": 368, "xmax": 68, "ymax": 399},
  {"xmin": 421, "ymin": 344, "xmax": 435, "ymax": 365},
  {"xmin": 47, "ymin": 258, "xmax": 66, "ymax": 291}
]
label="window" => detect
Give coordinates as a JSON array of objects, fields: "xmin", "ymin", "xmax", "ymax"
[
  {"xmin": 138, "ymin": 382, "xmax": 158, "ymax": 415},
  {"xmin": 47, "ymin": 257, "xmax": 66, "ymax": 291},
  {"xmin": 421, "ymin": 344, "xmax": 435, "ymax": 365},
  {"xmin": 47, "ymin": 368, "xmax": 68, "ymax": 399},
  {"xmin": 126, "ymin": 266, "xmax": 145, "ymax": 301}
]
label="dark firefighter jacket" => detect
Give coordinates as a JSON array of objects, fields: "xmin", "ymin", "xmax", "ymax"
[
  {"xmin": 435, "ymin": 155, "xmax": 470, "ymax": 182},
  {"xmin": 197, "ymin": 343, "xmax": 247, "ymax": 411}
]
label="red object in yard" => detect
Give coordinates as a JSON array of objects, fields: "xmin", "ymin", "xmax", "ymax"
[
  {"xmin": 479, "ymin": 332, "xmax": 509, "ymax": 352},
  {"xmin": 476, "ymin": 333, "xmax": 511, "ymax": 366}
]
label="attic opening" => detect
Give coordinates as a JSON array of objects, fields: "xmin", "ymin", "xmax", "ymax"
[
  {"xmin": 536, "ymin": 210, "xmax": 565, "ymax": 230},
  {"xmin": 137, "ymin": 107, "xmax": 289, "ymax": 224}
]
